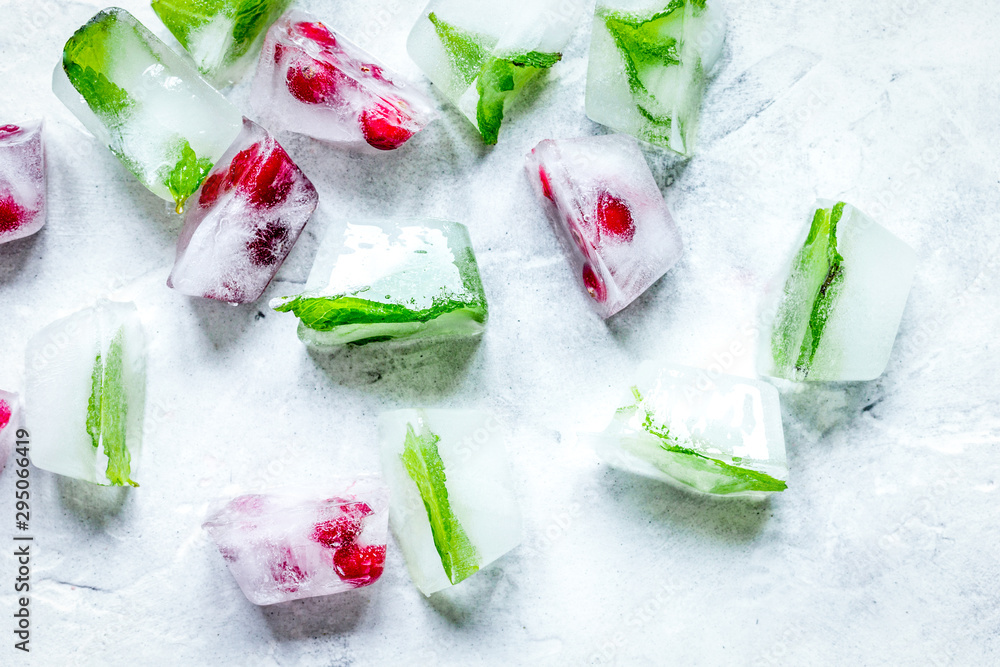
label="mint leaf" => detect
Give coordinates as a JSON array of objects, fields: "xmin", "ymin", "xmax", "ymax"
[
  {"xmin": 400, "ymin": 421, "xmax": 480, "ymax": 584},
  {"xmin": 428, "ymin": 12, "xmax": 490, "ymax": 85},
  {"xmin": 161, "ymin": 140, "xmax": 214, "ymax": 212},
  {"xmin": 63, "ymin": 10, "xmax": 135, "ymax": 120},
  {"xmin": 630, "ymin": 387, "xmax": 787, "ymax": 494},
  {"xmin": 85, "ymin": 327, "xmax": 137, "ymax": 487},
  {"xmin": 475, "ymin": 51, "xmax": 561, "ymax": 145},
  {"xmin": 230, "ymin": 0, "xmax": 290, "ymax": 60},
  {"xmin": 272, "ymin": 294, "xmax": 487, "ymax": 333},
  {"xmin": 771, "ymin": 202, "xmax": 846, "ymax": 378}
]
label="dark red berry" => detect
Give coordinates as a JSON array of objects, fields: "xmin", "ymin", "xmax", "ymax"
[
  {"xmin": 539, "ymin": 167, "xmax": 555, "ymax": 201},
  {"xmin": 270, "ymin": 547, "xmax": 307, "ymax": 592},
  {"xmin": 286, "ymin": 56, "xmax": 345, "ymax": 105},
  {"xmin": 359, "ymin": 102, "xmax": 413, "ymax": 151},
  {"xmin": 333, "ymin": 543, "xmax": 385, "ymax": 583},
  {"xmin": 596, "ymin": 191, "xmax": 635, "ymax": 242},
  {"xmin": 273, "ymin": 42, "xmax": 286, "ymax": 64},
  {"xmin": 0, "ymin": 125, "xmax": 21, "ymax": 139},
  {"xmin": 0, "ymin": 399, "xmax": 10, "ymax": 430},
  {"xmin": 582, "ymin": 264, "xmax": 607, "ymax": 302},
  {"xmin": 246, "ymin": 222, "xmax": 289, "ymax": 266},
  {"xmin": 292, "ymin": 21, "xmax": 338, "ymax": 51},
  {"xmin": 198, "ymin": 172, "xmax": 225, "ymax": 209},
  {"xmin": 245, "ymin": 151, "xmax": 295, "ymax": 208},
  {"xmin": 0, "ymin": 194, "xmax": 27, "ymax": 234},
  {"xmin": 311, "ymin": 516, "xmax": 363, "ymax": 549}
]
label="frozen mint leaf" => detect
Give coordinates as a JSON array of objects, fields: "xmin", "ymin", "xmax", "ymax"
[
  {"xmin": 272, "ymin": 294, "xmax": 486, "ymax": 332},
  {"xmin": 230, "ymin": 0, "xmax": 291, "ymax": 59},
  {"xmin": 150, "ymin": 0, "xmax": 210, "ymax": 49},
  {"xmin": 475, "ymin": 51, "xmax": 561, "ymax": 145},
  {"xmin": 771, "ymin": 202, "xmax": 846, "ymax": 378},
  {"xmin": 100, "ymin": 328, "xmax": 137, "ymax": 487},
  {"xmin": 400, "ymin": 421, "xmax": 479, "ymax": 584},
  {"xmin": 63, "ymin": 10, "xmax": 135, "ymax": 119},
  {"xmin": 428, "ymin": 12, "xmax": 490, "ymax": 85},
  {"xmin": 162, "ymin": 140, "xmax": 214, "ymax": 212},
  {"xmin": 86, "ymin": 353, "xmax": 103, "ymax": 448}
]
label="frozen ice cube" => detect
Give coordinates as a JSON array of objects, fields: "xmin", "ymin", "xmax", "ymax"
[
  {"xmin": 407, "ymin": 0, "xmax": 585, "ymax": 144},
  {"xmin": 586, "ymin": 0, "xmax": 726, "ymax": 156},
  {"xmin": 167, "ymin": 117, "xmax": 318, "ymax": 304},
  {"xmin": 0, "ymin": 390, "xmax": 21, "ymax": 476},
  {"xmin": 53, "ymin": 8, "xmax": 243, "ymax": 212},
  {"xmin": 758, "ymin": 200, "xmax": 917, "ymax": 382},
  {"xmin": 0, "ymin": 121, "xmax": 46, "ymax": 244},
  {"xmin": 525, "ymin": 134, "xmax": 683, "ymax": 318},
  {"xmin": 271, "ymin": 218, "xmax": 488, "ymax": 347},
  {"xmin": 25, "ymin": 300, "xmax": 146, "ymax": 486},
  {"xmin": 203, "ymin": 481, "xmax": 390, "ymax": 605},
  {"xmin": 379, "ymin": 409, "xmax": 522, "ymax": 596},
  {"xmin": 152, "ymin": 0, "xmax": 293, "ymax": 87},
  {"xmin": 590, "ymin": 362, "xmax": 788, "ymax": 498},
  {"xmin": 250, "ymin": 10, "xmax": 438, "ymax": 151}
]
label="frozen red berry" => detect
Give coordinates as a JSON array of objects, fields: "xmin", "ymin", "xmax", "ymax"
[
  {"xmin": 270, "ymin": 547, "xmax": 307, "ymax": 592},
  {"xmin": 0, "ymin": 125, "xmax": 21, "ymax": 139},
  {"xmin": 596, "ymin": 191, "xmax": 635, "ymax": 242},
  {"xmin": 359, "ymin": 63, "xmax": 388, "ymax": 82},
  {"xmin": 246, "ymin": 222, "xmax": 289, "ymax": 266},
  {"xmin": 539, "ymin": 167, "xmax": 554, "ymax": 201},
  {"xmin": 198, "ymin": 172, "xmax": 225, "ymax": 209},
  {"xmin": 0, "ymin": 194, "xmax": 27, "ymax": 235},
  {"xmin": 310, "ymin": 501, "xmax": 374, "ymax": 549},
  {"xmin": 0, "ymin": 399, "xmax": 10, "ymax": 430},
  {"xmin": 223, "ymin": 143, "xmax": 295, "ymax": 209},
  {"xmin": 286, "ymin": 56, "xmax": 346, "ymax": 105},
  {"xmin": 292, "ymin": 21, "xmax": 339, "ymax": 51},
  {"xmin": 359, "ymin": 103, "xmax": 414, "ymax": 151},
  {"xmin": 333, "ymin": 543, "xmax": 385, "ymax": 583},
  {"xmin": 582, "ymin": 264, "xmax": 607, "ymax": 302}
]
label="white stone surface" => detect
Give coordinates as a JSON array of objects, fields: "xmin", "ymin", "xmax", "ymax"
[{"xmin": 0, "ymin": 0, "xmax": 998, "ymax": 664}]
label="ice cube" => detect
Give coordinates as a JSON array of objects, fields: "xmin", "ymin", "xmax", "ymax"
[
  {"xmin": 202, "ymin": 481, "xmax": 389, "ymax": 605},
  {"xmin": 590, "ymin": 362, "xmax": 788, "ymax": 498},
  {"xmin": 250, "ymin": 10, "xmax": 438, "ymax": 151},
  {"xmin": 407, "ymin": 0, "xmax": 585, "ymax": 144},
  {"xmin": 379, "ymin": 409, "xmax": 522, "ymax": 596},
  {"xmin": 53, "ymin": 8, "xmax": 243, "ymax": 212},
  {"xmin": 167, "ymin": 118, "xmax": 318, "ymax": 304},
  {"xmin": 758, "ymin": 200, "xmax": 917, "ymax": 382},
  {"xmin": 152, "ymin": 0, "xmax": 293, "ymax": 87},
  {"xmin": 0, "ymin": 121, "xmax": 46, "ymax": 244},
  {"xmin": 25, "ymin": 300, "xmax": 146, "ymax": 486},
  {"xmin": 0, "ymin": 390, "xmax": 21, "ymax": 476},
  {"xmin": 271, "ymin": 218, "xmax": 488, "ymax": 347},
  {"xmin": 586, "ymin": 0, "xmax": 726, "ymax": 156},
  {"xmin": 525, "ymin": 134, "xmax": 683, "ymax": 318}
]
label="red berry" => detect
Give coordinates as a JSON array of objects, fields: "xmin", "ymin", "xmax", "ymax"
[
  {"xmin": 246, "ymin": 151, "xmax": 295, "ymax": 208},
  {"xmin": 596, "ymin": 191, "xmax": 635, "ymax": 242},
  {"xmin": 0, "ymin": 125, "xmax": 21, "ymax": 139},
  {"xmin": 310, "ymin": 501, "xmax": 374, "ymax": 549},
  {"xmin": 0, "ymin": 399, "xmax": 10, "ymax": 430},
  {"xmin": 198, "ymin": 172, "xmax": 225, "ymax": 209},
  {"xmin": 359, "ymin": 102, "xmax": 413, "ymax": 151},
  {"xmin": 273, "ymin": 42, "xmax": 286, "ymax": 64},
  {"xmin": 539, "ymin": 167, "xmax": 554, "ymax": 201},
  {"xmin": 246, "ymin": 222, "xmax": 290, "ymax": 267},
  {"xmin": 582, "ymin": 264, "xmax": 607, "ymax": 302},
  {"xmin": 359, "ymin": 63, "xmax": 388, "ymax": 82},
  {"xmin": 0, "ymin": 193, "xmax": 27, "ymax": 234},
  {"xmin": 333, "ymin": 543, "xmax": 385, "ymax": 584},
  {"xmin": 292, "ymin": 21, "xmax": 338, "ymax": 51},
  {"xmin": 286, "ymin": 56, "xmax": 345, "ymax": 105},
  {"xmin": 270, "ymin": 547, "xmax": 307, "ymax": 592}
]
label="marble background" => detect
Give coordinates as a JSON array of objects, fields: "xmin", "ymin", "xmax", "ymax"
[{"xmin": 1, "ymin": 0, "xmax": 998, "ymax": 664}]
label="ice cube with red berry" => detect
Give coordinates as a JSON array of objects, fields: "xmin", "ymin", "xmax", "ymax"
[
  {"xmin": 250, "ymin": 10, "xmax": 437, "ymax": 151},
  {"xmin": 203, "ymin": 481, "xmax": 390, "ymax": 605},
  {"xmin": 0, "ymin": 121, "xmax": 46, "ymax": 245},
  {"xmin": 525, "ymin": 134, "xmax": 683, "ymax": 318},
  {"xmin": 0, "ymin": 390, "xmax": 21, "ymax": 476},
  {"xmin": 167, "ymin": 117, "xmax": 318, "ymax": 304}
]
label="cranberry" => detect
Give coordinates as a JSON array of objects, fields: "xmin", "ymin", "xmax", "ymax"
[
  {"xmin": 291, "ymin": 21, "xmax": 339, "ymax": 51},
  {"xmin": 332, "ymin": 543, "xmax": 386, "ymax": 584},
  {"xmin": 0, "ymin": 399, "xmax": 10, "ymax": 429},
  {"xmin": 310, "ymin": 501, "xmax": 374, "ymax": 549},
  {"xmin": 582, "ymin": 264, "xmax": 607, "ymax": 302},
  {"xmin": 596, "ymin": 191, "xmax": 635, "ymax": 242},
  {"xmin": 286, "ymin": 56, "xmax": 345, "ymax": 105},
  {"xmin": 0, "ymin": 125, "xmax": 21, "ymax": 139},
  {"xmin": 359, "ymin": 102, "xmax": 414, "ymax": 151},
  {"xmin": 539, "ymin": 167, "xmax": 555, "ymax": 201},
  {"xmin": 0, "ymin": 194, "xmax": 27, "ymax": 234},
  {"xmin": 246, "ymin": 222, "xmax": 289, "ymax": 267},
  {"xmin": 198, "ymin": 172, "xmax": 225, "ymax": 209}
]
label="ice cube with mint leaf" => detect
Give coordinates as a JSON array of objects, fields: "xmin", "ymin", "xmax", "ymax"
[
  {"xmin": 152, "ymin": 0, "xmax": 293, "ymax": 87},
  {"xmin": 25, "ymin": 300, "xmax": 146, "ymax": 487},
  {"xmin": 270, "ymin": 218, "xmax": 488, "ymax": 347},
  {"xmin": 758, "ymin": 200, "xmax": 917, "ymax": 382},
  {"xmin": 591, "ymin": 362, "xmax": 788, "ymax": 498},
  {"xmin": 53, "ymin": 8, "xmax": 243, "ymax": 212},
  {"xmin": 407, "ymin": 0, "xmax": 585, "ymax": 144},
  {"xmin": 379, "ymin": 409, "xmax": 522, "ymax": 596},
  {"xmin": 586, "ymin": 0, "xmax": 725, "ymax": 156}
]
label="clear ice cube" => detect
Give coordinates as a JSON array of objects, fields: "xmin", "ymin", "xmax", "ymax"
[
  {"xmin": 202, "ymin": 481, "xmax": 389, "ymax": 605},
  {"xmin": 52, "ymin": 8, "xmax": 243, "ymax": 211},
  {"xmin": 0, "ymin": 121, "xmax": 46, "ymax": 244},
  {"xmin": 586, "ymin": 0, "xmax": 726, "ymax": 156},
  {"xmin": 152, "ymin": 0, "xmax": 293, "ymax": 87},
  {"xmin": 525, "ymin": 134, "xmax": 683, "ymax": 318},
  {"xmin": 167, "ymin": 117, "xmax": 318, "ymax": 304},
  {"xmin": 407, "ymin": 0, "xmax": 585, "ymax": 144},
  {"xmin": 251, "ymin": 10, "xmax": 438, "ymax": 151},
  {"xmin": 0, "ymin": 390, "xmax": 21, "ymax": 476},
  {"xmin": 25, "ymin": 300, "xmax": 146, "ymax": 486},
  {"xmin": 758, "ymin": 200, "xmax": 917, "ymax": 382},
  {"xmin": 271, "ymin": 218, "xmax": 488, "ymax": 347},
  {"xmin": 379, "ymin": 409, "xmax": 522, "ymax": 596},
  {"xmin": 590, "ymin": 362, "xmax": 788, "ymax": 498}
]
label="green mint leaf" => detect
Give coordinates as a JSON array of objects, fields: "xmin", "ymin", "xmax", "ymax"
[
  {"xmin": 771, "ymin": 202, "xmax": 846, "ymax": 378},
  {"xmin": 86, "ymin": 353, "xmax": 103, "ymax": 448},
  {"xmin": 272, "ymin": 294, "xmax": 487, "ymax": 333},
  {"xmin": 231, "ymin": 0, "xmax": 291, "ymax": 59},
  {"xmin": 63, "ymin": 10, "xmax": 135, "ymax": 120},
  {"xmin": 100, "ymin": 328, "xmax": 137, "ymax": 487},
  {"xmin": 161, "ymin": 140, "xmax": 214, "ymax": 212},
  {"xmin": 428, "ymin": 12, "xmax": 491, "ymax": 85},
  {"xmin": 400, "ymin": 421, "xmax": 480, "ymax": 585},
  {"xmin": 475, "ymin": 51, "xmax": 561, "ymax": 145}
]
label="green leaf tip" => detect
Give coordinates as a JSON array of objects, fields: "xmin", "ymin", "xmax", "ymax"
[
  {"xmin": 162, "ymin": 140, "xmax": 214, "ymax": 212},
  {"xmin": 85, "ymin": 327, "xmax": 138, "ymax": 487},
  {"xmin": 400, "ymin": 420, "xmax": 480, "ymax": 585}
]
